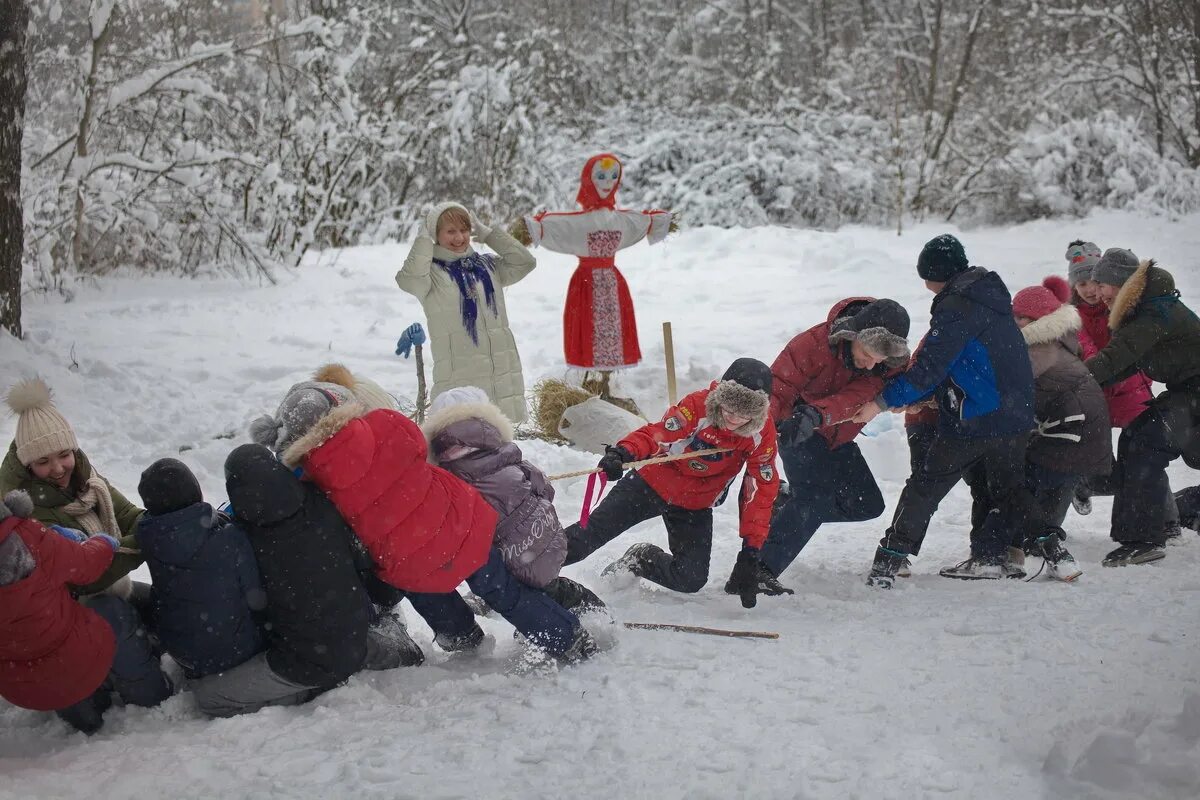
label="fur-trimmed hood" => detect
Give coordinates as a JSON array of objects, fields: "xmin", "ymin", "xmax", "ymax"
[
  {"xmin": 1021, "ymin": 304, "xmax": 1081, "ymax": 347},
  {"xmin": 704, "ymin": 380, "xmax": 770, "ymax": 437},
  {"xmin": 422, "ymin": 401, "xmax": 514, "ymax": 463},
  {"xmin": 280, "ymin": 401, "xmax": 370, "ymax": 468},
  {"xmin": 1108, "ymin": 259, "xmax": 1166, "ymax": 330}
]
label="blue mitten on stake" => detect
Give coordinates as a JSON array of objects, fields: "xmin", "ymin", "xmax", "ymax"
[{"xmin": 396, "ymin": 323, "xmax": 426, "ymax": 358}]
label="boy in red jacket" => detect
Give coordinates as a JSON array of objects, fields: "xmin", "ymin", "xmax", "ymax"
[
  {"xmin": 563, "ymin": 358, "xmax": 780, "ymax": 608},
  {"xmin": 0, "ymin": 490, "xmax": 171, "ymax": 734}
]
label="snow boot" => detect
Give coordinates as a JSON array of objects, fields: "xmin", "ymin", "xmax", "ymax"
[
  {"xmin": 1165, "ymin": 521, "xmax": 1184, "ymax": 545},
  {"xmin": 365, "ymin": 611, "xmax": 425, "ymax": 668},
  {"xmin": 434, "ymin": 622, "xmax": 486, "ymax": 652},
  {"xmin": 866, "ymin": 546, "xmax": 907, "ymax": 589},
  {"xmin": 938, "ymin": 556, "xmax": 1004, "ymax": 580},
  {"xmin": 602, "ymin": 542, "xmax": 659, "ymax": 577},
  {"xmin": 543, "ymin": 576, "xmax": 607, "ymax": 614},
  {"xmin": 895, "ymin": 557, "xmax": 912, "ymax": 578},
  {"xmin": 1102, "ymin": 542, "xmax": 1166, "ymax": 567},
  {"xmin": 1027, "ymin": 533, "xmax": 1083, "ymax": 582},
  {"xmin": 723, "ymin": 563, "xmax": 794, "ymax": 597},
  {"xmin": 558, "ymin": 627, "xmax": 600, "ymax": 664},
  {"xmin": 1071, "ymin": 483, "xmax": 1093, "ymax": 516}
]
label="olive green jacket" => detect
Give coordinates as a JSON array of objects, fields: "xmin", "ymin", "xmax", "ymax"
[
  {"xmin": 0, "ymin": 442, "xmax": 145, "ymax": 593},
  {"xmin": 1087, "ymin": 260, "xmax": 1200, "ymax": 391}
]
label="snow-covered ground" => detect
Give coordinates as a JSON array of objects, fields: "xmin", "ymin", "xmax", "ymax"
[{"xmin": 2, "ymin": 212, "xmax": 1198, "ymax": 800}]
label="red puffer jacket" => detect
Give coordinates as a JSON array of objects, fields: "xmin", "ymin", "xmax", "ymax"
[
  {"xmin": 284, "ymin": 406, "xmax": 497, "ymax": 593},
  {"xmin": 0, "ymin": 517, "xmax": 116, "ymax": 711},
  {"xmin": 769, "ymin": 298, "xmax": 891, "ymax": 449},
  {"xmin": 619, "ymin": 385, "xmax": 779, "ymax": 548},
  {"xmin": 1076, "ymin": 300, "xmax": 1153, "ymax": 427}
]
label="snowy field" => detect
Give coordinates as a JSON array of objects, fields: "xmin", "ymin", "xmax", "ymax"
[{"xmin": 1, "ymin": 212, "xmax": 1199, "ymax": 800}]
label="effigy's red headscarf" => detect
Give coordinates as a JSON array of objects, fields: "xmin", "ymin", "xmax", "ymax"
[{"xmin": 576, "ymin": 153, "xmax": 623, "ymax": 211}]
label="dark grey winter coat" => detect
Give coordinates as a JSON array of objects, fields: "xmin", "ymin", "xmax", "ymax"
[
  {"xmin": 1023, "ymin": 305, "xmax": 1113, "ymax": 477},
  {"xmin": 423, "ymin": 402, "xmax": 567, "ymax": 588}
]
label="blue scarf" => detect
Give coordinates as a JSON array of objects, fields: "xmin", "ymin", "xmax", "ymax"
[{"xmin": 434, "ymin": 252, "xmax": 498, "ymax": 346}]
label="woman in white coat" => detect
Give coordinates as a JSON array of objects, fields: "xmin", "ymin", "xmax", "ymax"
[{"xmin": 396, "ymin": 202, "xmax": 536, "ymax": 422}]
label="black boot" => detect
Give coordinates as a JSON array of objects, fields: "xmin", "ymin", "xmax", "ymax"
[
  {"xmin": 723, "ymin": 563, "xmax": 794, "ymax": 597},
  {"xmin": 1102, "ymin": 542, "xmax": 1166, "ymax": 567},
  {"xmin": 56, "ymin": 687, "xmax": 113, "ymax": 735},
  {"xmin": 543, "ymin": 577, "xmax": 606, "ymax": 613},
  {"xmin": 867, "ymin": 546, "xmax": 907, "ymax": 589}
]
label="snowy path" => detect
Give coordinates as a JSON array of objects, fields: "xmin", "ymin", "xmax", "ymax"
[{"xmin": 1, "ymin": 213, "xmax": 1198, "ymax": 799}]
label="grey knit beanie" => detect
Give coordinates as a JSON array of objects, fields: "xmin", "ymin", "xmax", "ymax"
[
  {"xmin": 1065, "ymin": 241, "xmax": 1102, "ymax": 286},
  {"xmin": 1092, "ymin": 247, "xmax": 1140, "ymax": 287}
]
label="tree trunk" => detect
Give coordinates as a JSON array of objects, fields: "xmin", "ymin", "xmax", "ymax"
[{"xmin": 0, "ymin": 0, "xmax": 29, "ymax": 339}]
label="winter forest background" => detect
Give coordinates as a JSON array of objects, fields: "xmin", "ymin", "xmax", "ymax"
[{"xmin": 3, "ymin": 0, "xmax": 1200, "ymax": 302}]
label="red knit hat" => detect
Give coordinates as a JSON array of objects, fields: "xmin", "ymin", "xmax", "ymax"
[{"xmin": 1012, "ymin": 276, "xmax": 1071, "ymax": 321}]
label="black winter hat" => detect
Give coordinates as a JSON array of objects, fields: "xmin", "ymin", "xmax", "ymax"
[
  {"xmin": 849, "ymin": 299, "xmax": 910, "ymax": 339},
  {"xmin": 139, "ymin": 458, "xmax": 203, "ymax": 517},
  {"xmin": 721, "ymin": 358, "xmax": 773, "ymax": 395},
  {"xmin": 917, "ymin": 234, "xmax": 969, "ymax": 282}
]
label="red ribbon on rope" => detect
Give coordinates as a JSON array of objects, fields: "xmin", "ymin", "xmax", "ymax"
[{"xmin": 579, "ymin": 471, "xmax": 609, "ymax": 529}]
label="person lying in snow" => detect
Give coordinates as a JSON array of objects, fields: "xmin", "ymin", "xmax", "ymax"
[
  {"xmin": 193, "ymin": 443, "xmax": 420, "ymax": 718},
  {"xmin": 422, "ymin": 386, "xmax": 605, "ymax": 613},
  {"xmin": 0, "ymin": 378, "xmax": 147, "ymax": 599},
  {"xmin": 0, "ymin": 490, "xmax": 171, "ymax": 734},
  {"xmin": 962, "ymin": 276, "xmax": 1113, "ymax": 581},
  {"xmin": 256, "ymin": 373, "xmax": 597, "ymax": 662},
  {"xmin": 751, "ymin": 297, "xmax": 911, "ymax": 592},
  {"xmin": 134, "ymin": 458, "xmax": 266, "ymax": 680},
  {"xmin": 563, "ymin": 358, "xmax": 780, "ymax": 609}
]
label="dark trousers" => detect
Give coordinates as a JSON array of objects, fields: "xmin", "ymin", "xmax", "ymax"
[
  {"xmin": 56, "ymin": 595, "xmax": 172, "ymax": 733},
  {"xmin": 969, "ymin": 462, "xmax": 1077, "ymax": 549},
  {"xmin": 1110, "ymin": 391, "xmax": 1199, "ymax": 544},
  {"xmin": 883, "ymin": 431, "xmax": 1036, "ymax": 560},
  {"xmin": 1078, "ymin": 472, "xmax": 1178, "ymax": 530},
  {"xmin": 759, "ymin": 435, "xmax": 885, "ymax": 576},
  {"xmin": 408, "ymin": 547, "xmax": 580, "ymax": 654},
  {"xmin": 563, "ymin": 471, "xmax": 714, "ymax": 593}
]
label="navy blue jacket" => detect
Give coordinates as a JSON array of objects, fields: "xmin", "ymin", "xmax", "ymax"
[
  {"xmin": 882, "ymin": 268, "xmax": 1035, "ymax": 439},
  {"xmin": 136, "ymin": 503, "xmax": 265, "ymax": 678}
]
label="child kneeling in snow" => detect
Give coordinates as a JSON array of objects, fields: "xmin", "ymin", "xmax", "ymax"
[
  {"xmin": 564, "ymin": 358, "xmax": 781, "ymax": 609},
  {"xmin": 254, "ymin": 376, "xmax": 596, "ymax": 662},
  {"xmin": 134, "ymin": 458, "xmax": 266, "ymax": 680},
  {"xmin": 422, "ymin": 387, "xmax": 605, "ymax": 613},
  {"xmin": 0, "ymin": 490, "xmax": 171, "ymax": 734}
]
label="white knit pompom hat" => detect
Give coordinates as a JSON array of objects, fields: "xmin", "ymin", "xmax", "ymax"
[{"xmin": 6, "ymin": 378, "xmax": 79, "ymax": 466}]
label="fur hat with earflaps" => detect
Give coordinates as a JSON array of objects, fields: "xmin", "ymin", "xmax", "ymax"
[
  {"xmin": 828, "ymin": 299, "xmax": 912, "ymax": 369},
  {"xmin": 6, "ymin": 378, "xmax": 79, "ymax": 467},
  {"xmin": 249, "ymin": 364, "xmax": 397, "ymax": 454},
  {"xmin": 706, "ymin": 358, "xmax": 773, "ymax": 437}
]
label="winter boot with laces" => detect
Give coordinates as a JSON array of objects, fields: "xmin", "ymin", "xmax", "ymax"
[
  {"xmin": 938, "ymin": 555, "xmax": 1004, "ymax": 580},
  {"xmin": 1102, "ymin": 542, "xmax": 1166, "ymax": 567},
  {"xmin": 866, "ymin": 546, "xmax": 908, "ymax": 589},
  {"xmin": 1027, "ymin": 532, "xmax": 1083, "ymax": 582},
  {"xmin": 602, "ymin": 542, "xmax": 659, "ymax": 578}
]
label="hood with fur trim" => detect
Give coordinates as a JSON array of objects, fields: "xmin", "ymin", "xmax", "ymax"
[
  {"xmin": 704, "ymin": 380, "xmax": 770, "ymax": 437},
  {"xmin": 281, "ymin": 401, "xmax": 369, "ymax": 468},
  {"xmin": 1108, "ymin": 259, "xmax": 1167, "ymax": 330},
  {"xmin": 422, "ymin": 401, "xmax": 514, "ymax": 462},
  {"xmin": 1022, "ymin": 303, "xmax": 1081, "ymax": 347}
]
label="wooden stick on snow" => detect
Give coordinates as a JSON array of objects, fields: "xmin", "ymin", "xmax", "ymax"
[
  {"xmin": 546, "ymin": 447, "xmax": 732, "ymax": 482},
  {"xmin": 623, "ymin": 622, "xmax": 779, "ymax": 640},
  {"xmin": 414, "ymin": 342, "xmax": 428, "ymax": 424}
]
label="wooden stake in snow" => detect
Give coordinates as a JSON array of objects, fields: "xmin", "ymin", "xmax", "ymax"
[
  {"xmin": 414, "ymin": 342, "xmax": 428, "ymax": 424},
  {"xmin": 623, "ymin": 622, "xmax": 779, "ymax": 640},
  {"xmin": 662, "ymin": 321, "xmax": 678, "ymax": 406},
  {"xmin": 546, "ymin": 447, "xmax": 732, "ymax": 482}
]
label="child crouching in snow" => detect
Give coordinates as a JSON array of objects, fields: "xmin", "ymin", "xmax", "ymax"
[
  {"xmin": 422, "ymin": 387, "xmax": 605, "ymax": 613},
  {"xmin": 563, "ymin": 358, "xmax": 780, "ymax": 609},
  {"xmin": 0, "ymin": 490, "xmax": 171, "ymax": 734},
  {"xmin": 254, "ymin": 369, "xmax": 597, "ymax": 662}
]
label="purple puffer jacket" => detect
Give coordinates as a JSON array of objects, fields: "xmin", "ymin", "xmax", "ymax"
[{"xmin": 422, "ymin": 402, "xmax": 567, "ymax": 588}]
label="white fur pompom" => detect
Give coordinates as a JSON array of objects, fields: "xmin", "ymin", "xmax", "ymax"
[{"xmin": 6, "ymin": 377, "xmax": 53, "ymax": 415}]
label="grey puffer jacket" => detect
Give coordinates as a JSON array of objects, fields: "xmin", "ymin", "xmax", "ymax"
[
  {"xmin": 422, "ymin": 402, "xmax": 566, "ymax": 588},
  {"xmin": 1023, "ymin": 304, "xmax": 1113, "ymax": 477}
]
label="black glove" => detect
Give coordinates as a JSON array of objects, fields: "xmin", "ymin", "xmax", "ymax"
[
  {"xmin": 776, "ymin": 404, "xmax": 822, "ymax": 449},
  {"xmin": 598, "ymin": 445, "xmax": 634, "ymax": 481},
  {"xmin": 729, "ymin": 547, "xmax": 762, "ymax": 609}
]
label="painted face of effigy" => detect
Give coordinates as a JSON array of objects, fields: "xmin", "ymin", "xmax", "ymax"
[{"xmin": 591, "ymin": 158, "xmax": 621, "ymax": 199}]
